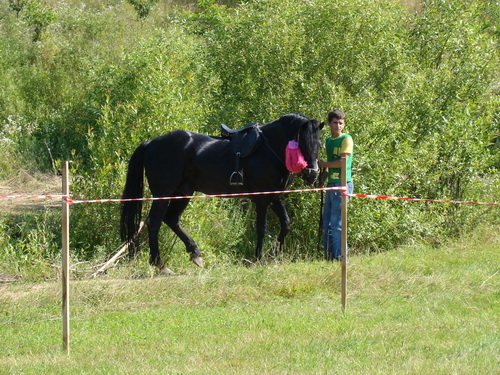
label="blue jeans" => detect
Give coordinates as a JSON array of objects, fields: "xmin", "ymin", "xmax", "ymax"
[{"xmin": 322, "ymin": 181, "xmax": 354, "ymax": 261}]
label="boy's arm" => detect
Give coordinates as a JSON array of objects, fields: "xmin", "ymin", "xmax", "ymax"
[{"xmin": 318, "ymin": 153, "xmax": 350, "ymax": 169}]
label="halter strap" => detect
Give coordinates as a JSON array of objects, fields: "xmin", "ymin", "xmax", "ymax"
[{"xmin": 257, "ymin": 128, "xmax": 292, "ymax": 189}]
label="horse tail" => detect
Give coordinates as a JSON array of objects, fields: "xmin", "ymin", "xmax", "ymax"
[{"xmin": 120, "ymin": 141, "xmax": 149, "ymax": 256}]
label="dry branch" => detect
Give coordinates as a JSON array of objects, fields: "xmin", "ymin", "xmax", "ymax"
[{"xmin": 92, "ymin": 221, "xmax": 145, "ymax": 278}]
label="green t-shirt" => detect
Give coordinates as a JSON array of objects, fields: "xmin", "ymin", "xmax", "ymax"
[{"xmin": 325, "ymin": 133, "xmax": 353, "ymax": 183}]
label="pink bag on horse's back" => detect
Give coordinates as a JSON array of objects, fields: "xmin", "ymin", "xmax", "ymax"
[{"xmin": 285, "ymin": 141, "xmax": 308, "ymax": 173}]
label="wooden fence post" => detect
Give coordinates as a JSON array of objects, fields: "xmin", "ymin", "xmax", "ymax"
[{"xmin": 62, "ymin": 161, "xmax": 70, "ymax": 354}]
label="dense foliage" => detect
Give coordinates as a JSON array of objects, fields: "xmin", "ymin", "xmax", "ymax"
[{"xmin": 0, "ymin": 0, "xmax": 498, "ymax": 272}]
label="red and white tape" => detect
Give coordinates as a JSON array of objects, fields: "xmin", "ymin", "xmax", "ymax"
[
  {"xmin": 344, "ymin": 193, "xmax": 499, "ymax": 206},
  {"xmin": 2, "ymin": 190, "xmax": 497, "ymax": 207},
  {"xmin": 66, "ymin": 186, "xmax": 346, "ymax": 204}
]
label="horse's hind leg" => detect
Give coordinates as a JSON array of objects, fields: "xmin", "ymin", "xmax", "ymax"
[
  {"xmin": 163, "ymin": 198, "xmax": 203, "ymax": 267},
  {"xmin": 147, "ymin": 200, "xmax": 169, "ymax": 268}
]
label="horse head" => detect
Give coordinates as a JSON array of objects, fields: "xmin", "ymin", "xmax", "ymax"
[{"xmin": 297, "ymin": 118, "xmax": 324, "ymax": 185}]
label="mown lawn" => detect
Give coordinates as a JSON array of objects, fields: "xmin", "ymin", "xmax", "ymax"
[{"xmin": 1, "ymin": 228, "xmax": 498, "ymax": 374}]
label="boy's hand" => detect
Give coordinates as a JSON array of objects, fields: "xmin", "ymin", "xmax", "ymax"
[{"xmin": 316, "ymin": 168, "xmax": 328, "ymax": 187}]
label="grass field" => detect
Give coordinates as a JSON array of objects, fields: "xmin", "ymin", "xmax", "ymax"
[{"xmin": 1, "ymin": 226, "xmax": 498, "ymax": 374}]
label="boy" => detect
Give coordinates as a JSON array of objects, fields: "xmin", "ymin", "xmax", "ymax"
[{"xmin": 318, "ymin": 110, "xmax": 354, "ymax": 261}]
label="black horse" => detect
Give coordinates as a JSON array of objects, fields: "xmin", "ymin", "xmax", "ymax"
[{"xmin": 120, "ymin": 113, "xmax": 323, "ymax": 271}]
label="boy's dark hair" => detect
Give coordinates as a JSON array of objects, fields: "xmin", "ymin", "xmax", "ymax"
[{"xmin": 328, "ymin": 110, "xmax": 346, "ymax": 123}]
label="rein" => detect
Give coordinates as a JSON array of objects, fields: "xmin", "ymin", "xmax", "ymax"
[
  {"xmin": 257, "ymin": 129, "xmax": 293, "ymax": 189},
  {"xmin": 258, "ymin": 128, "xmax": 287, "ymax": 168}
]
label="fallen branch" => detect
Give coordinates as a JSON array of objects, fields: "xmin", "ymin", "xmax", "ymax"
[{"xmin": 92, "ymin": 221, "xmax": 145, "ymax": 278}]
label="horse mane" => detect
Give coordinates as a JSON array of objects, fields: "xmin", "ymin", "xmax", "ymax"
[
  {"xmin": 265, "ymin": 113, "xmax": 318, "ymax": 141},
  {"xmin": 275, "ymin": 113, "xmax": 322, "ymax": 164},
  {"xmin": 263, "ymin": 113, "xmax": 310, "ymax": 134}
]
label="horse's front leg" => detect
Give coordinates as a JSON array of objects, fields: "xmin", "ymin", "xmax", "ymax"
[
  {"xmin": 254, "ymin": 199, "xmax": 271, "ymax": 260},
  {"xmin": 270, "ymin": 198, "xmax": 290, "ymax": 255},
  {"xmin": 163, "ymin": 198, "xmax": 203, "ymax": 267}
]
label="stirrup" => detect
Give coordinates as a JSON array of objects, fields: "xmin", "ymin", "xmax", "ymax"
[{"xmin": 230, "ymin": 171, "xmax": 244, "ymax": 186}]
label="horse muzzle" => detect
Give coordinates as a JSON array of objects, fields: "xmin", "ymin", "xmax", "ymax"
[{"xmin": 301, "ymin": 167, "xmax": 320, "ymax": 185}]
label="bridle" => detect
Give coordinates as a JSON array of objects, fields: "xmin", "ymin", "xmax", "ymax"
[
  {"xmin": 295, "ymin": 122, "xmax": 320, "ymax": 178},
  {"xmin": 302, "ymin": 165, "xmax": 320, "ymax": 179},
  {"xmin": 257, "ymin": 121, "xmax": 320, "ymax": 185}
]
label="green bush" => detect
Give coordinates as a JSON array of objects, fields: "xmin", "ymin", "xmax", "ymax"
[
  {"xmin": 0, "ymin": 209, "xmax": 61, "ymax": 280},
  {"xmin": 0, "ymin": 0, "xmax": 498, "ymax": 271},
  {"xmin": 192, "ymin": 0, "xmax": 499, "ymax": 256}
]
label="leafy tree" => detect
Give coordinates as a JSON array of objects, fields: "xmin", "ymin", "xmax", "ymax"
[
  {"xmin": 8, "ymin": 0, "xmax": 27, "ymax": 18},
  {"xmin": 128, "ymin": 0, "xmax": 160, "ymax": 20},
  {"xmin": 22, "ymin": 0, "xmax": 57, "ymax": 42}
]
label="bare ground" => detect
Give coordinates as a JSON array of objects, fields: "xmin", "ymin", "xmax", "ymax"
[{"xmin": 0, "ymin": 170, "xmax": 62, "ymax": 214}]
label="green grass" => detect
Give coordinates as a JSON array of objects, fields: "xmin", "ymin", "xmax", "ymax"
[{"xmin": 1, "ymin": 227, "xmax": 498, "ymax": 374}]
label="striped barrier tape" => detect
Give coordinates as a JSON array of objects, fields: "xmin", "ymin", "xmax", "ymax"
[
  {"xmin": 343, "ymin": 193, "xmax": 499, "ymax": 206},
  {"xmin": 2, "ymin": 190, "xmax": 497, "ymax": 206},
  {"xmin": 65, "ymin": 186, "xmax": 346, "ymax": 204}
]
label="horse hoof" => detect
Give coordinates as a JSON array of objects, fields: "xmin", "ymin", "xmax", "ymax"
[
  {"xmin": 190, "ymin": 254, "xmax": 203, "ymax": 268},
  {"xmin": 159, "ymin": 266, "xmax": 175, "ymax": 276}
]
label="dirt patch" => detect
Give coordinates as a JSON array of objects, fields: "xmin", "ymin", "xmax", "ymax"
[
  {"xmin": 0, "ymin": 170, "xmax": 62, "ymax": 215},
  {"xmin": 0, "ymin": 282, "xmax": 55, "ymax": 300}
]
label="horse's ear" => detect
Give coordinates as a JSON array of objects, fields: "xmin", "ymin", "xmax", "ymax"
[{"xmin": 319, "ymin": 121, "xmax": 325, "ymax": 130}]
